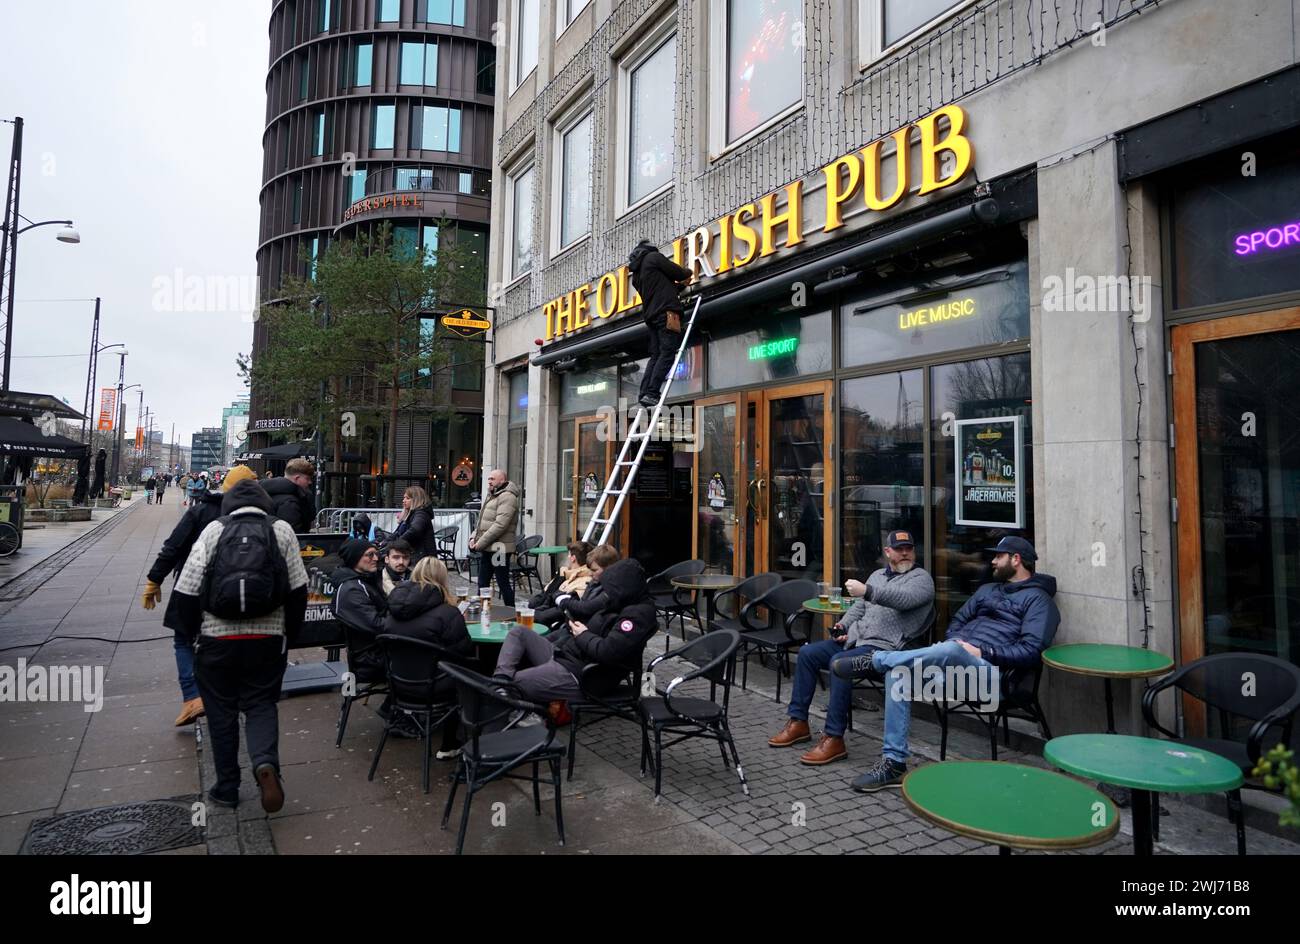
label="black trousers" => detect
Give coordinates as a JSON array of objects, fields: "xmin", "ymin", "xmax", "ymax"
[
  {"xmin": 638, "ymin": 315, "xmax": 682, "ymax": 402},
  {"xmin": 194, "ymin": 635, "xmax": 288, "ymax": 797},
  {"xmin": 476, "ymin": 549, "xmax": 515, "ymax": 607}
]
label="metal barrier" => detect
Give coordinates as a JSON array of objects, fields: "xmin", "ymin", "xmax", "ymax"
[{"xmin": 313, "ymin": 506, "xmax": 481, "ymax": 560}]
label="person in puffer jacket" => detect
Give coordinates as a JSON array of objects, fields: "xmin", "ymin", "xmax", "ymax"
[
  {"xmin": 533, "ymin": 542, "xmax": 616, "ymax": 628},
  {"xmin": 493, "ymin": 557, "xmax": 656, "ymax": 702},
  {"xmin": 384, "ymin": 557, "xmax": 474, "ymax": 757},
  {"xmin": 851, "ymin": 536, "xmax": 1060, "ymax": 794}
]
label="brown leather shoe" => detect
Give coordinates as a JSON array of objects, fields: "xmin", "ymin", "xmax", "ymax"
[
  {"xmin": 174, "ymin": 698, "xmax": 205, "ymax": 727},
  {"xmin": 768, "ymin": 719, "xmax": 812, "ymax": 748},
  {"xmin": 800, "ymin": 735, "xmax": 848, "ymax": 765}
]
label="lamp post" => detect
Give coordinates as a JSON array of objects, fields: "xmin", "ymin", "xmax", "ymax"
[
  {"xmin": 0, "ymin": 117, "xmax": 81, "ymax": 393},
  {"xmin": 107, "ymin": 343, "xmax": 132, "ymax": 486},
  {"xmin": 83, "ymin": 334, "xmax": 124, "ymax": 445}
]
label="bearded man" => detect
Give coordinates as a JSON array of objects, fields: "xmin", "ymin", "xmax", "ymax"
[{"xmin": 767, "ymin": 530, "xmax": 935, "ymax": 766}]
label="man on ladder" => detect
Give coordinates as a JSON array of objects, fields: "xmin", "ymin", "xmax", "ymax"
[{"xmin": 628, "ymin": 238, "xmax": 693, "ymax": 409}]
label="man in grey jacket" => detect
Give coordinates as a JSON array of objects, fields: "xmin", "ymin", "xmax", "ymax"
[{"xmin": 768, "ymin": 530, "xmax": 934, "ymax": 765}]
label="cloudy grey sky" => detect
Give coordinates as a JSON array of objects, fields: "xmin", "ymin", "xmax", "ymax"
[{"xmin": 0, "ymin": 1, "xmax": 267, "ymax": 445}]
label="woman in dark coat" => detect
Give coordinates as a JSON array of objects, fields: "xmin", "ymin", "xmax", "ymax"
[
  {"xmin": 91, "ymin": 449, "xmax": 107, "ymax": 499},
  {"xmin": 383, "ymin": 556, "xmax": 473, "ymax": 757},
  {"xmin": 391, "ymin": 485, "xmax": 436, "ymax": 559}
]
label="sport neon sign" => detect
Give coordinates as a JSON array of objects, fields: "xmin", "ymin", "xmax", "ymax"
[
  {"xmin": 748, "ymin": 337, "xmax": 798, "ymax": 360},
  {"xmin": 1233, "ymin": 218, "xmax": 1300, "ymax": 256}
]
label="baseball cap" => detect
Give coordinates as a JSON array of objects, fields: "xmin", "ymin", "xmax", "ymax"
[
  {"xmin": 984, "ymin": 536, "xmax": 1037, "ymax": 562},
  {"xmin": 885, "ymin": 529, "xmax": 916, "ymax": 549}
]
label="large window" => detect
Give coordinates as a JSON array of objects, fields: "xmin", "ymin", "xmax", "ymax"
[
  {"xmin": 312, "ymin": 109, "xmax": 326, "ymax": 156},
  {"xmin": 860, "ymin": 0, "xmax": 977, "ymax": 62},
  {"xmin": 512, "ymin": 0, "xmax": 539, "ymax": 89},
  {"xmin": 716, "ymin": 0, "xmax": 802, "ymax": 148},
  {"xmin": 422, "ymin": 223, "xmax": 439, "ymax": 267},
  {"xmin": 507, "ymin": 163, "xmax": 534, "ymax": 278},
  {"xmin": 298, "ymin": 57, "xmax": 309, "ymax": 101},
  {"xmin": 371, "ymin": 103, "xmax": 395, "ymax": 148},
  {"xmin": 401, "ymin": 40, "xmax": 438, "ymax": 85},
  {"xmin": 428, "ymin": 0, "xmax": 466, "ymax": 26},
  {"xmin": 707, "ymin": 307, "xmax": 832, "ymax": 391},
  {"xmin": 621, "ymin": 30, "xmax": 675, "ymax": 210},
  {"xmin": 317, "ymin": 0, "xmax": 331, "ymax": 32},
  {"xmin": 506, "ymin": 370, "xmax": 529, "ymax": 489},
  {"xmin": 556, "ymin": 0, "xmax": 590, "ymax": 34},
  {"xmin": 348, "ymin": 167, "xmax": 367, "ymax": 202},
  {"xmin": 476, "ymin": 44, "xmax": 496, "ymax": 95},
  {"xmin": 555, "ymin": 112, "xmax": 592, "ymax": 250},
  {"xmin": 378, "ymin": 0, "xmax": 399, "ymax": 23},
  {"xmin": 353, "ymin": 42, "xmax": 373, "ymax": 87},
  {"xmin": 419, "ymin": 105, "xmax": 461, "ymax": 151}
]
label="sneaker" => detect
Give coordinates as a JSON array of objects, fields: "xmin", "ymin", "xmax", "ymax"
[
  {"xmin": 851, "ymin": 758, "xmax": 907, "ymax": 793},
  {"xmin": 638, "ymin": 394, "xmax": 658, "ymax": 408},
  {"xmin": 254, "ymin": 763, "xmax": 285, "ymax": 813},
  {"xmin": 207, "ymin": 786, "xmax": 239, "ymax": 809},
  {"xmin": 435, "ymin": 747, "xmax": 462, "ymax": 761}
]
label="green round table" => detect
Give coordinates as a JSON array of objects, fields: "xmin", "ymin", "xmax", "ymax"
[
  {"xmin": 468, "ymin": 619, "xmax": 551, "ymax": 645},
  {"xmin": 802, "ymin": 597, "xmax": 850, "ymax": 616},
  {"xmin": 1042, "ymin": 644, "xmax": 1174, "ymax": 733},
  {"xmin": 902, "ymin": 761, "xmax": 1119, "ymax": 855},
  {"xmin": 534, "ymin": 545, "xmax": 569, "ymax": 582},
  {"xmin": 1044, "ymin": 734, "xmax": 1243, "ymax": 856}
]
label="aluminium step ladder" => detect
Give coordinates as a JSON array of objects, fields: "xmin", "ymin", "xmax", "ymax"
[{"xmin": 581, "ymin": 292, "xmax": 704, "ymax": 547}]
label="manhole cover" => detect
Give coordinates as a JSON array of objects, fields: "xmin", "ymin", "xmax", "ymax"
[{"xmin": 19, "ymin": 797, "xmax": 204, "ymax": 855}]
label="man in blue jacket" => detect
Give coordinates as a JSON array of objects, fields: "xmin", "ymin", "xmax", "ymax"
[{"xmin": 851, "ymin": 536, "xmax": 1060, "ymax": 793}]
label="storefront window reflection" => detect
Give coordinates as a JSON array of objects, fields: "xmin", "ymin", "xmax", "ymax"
[{"xmin": 707, "ymin": 308, "xmax": 831, "ymax": 391}]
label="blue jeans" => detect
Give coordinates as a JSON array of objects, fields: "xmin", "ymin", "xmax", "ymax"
[
  {"xmin": 873, "ymin": 640, "xmax": 998, "ymax": 764},
  {"xmin": 174, "ymin": 632, "xmax": 199, "ymax": 701},
  {"xmin": 787, "ymin": 638, "xmax": 878, "ymax": 739}
]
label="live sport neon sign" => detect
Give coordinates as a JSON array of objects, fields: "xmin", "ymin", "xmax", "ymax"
[{"xmin": 1233, "ymin": 217, "xmax": 1300, "ymax": 256}]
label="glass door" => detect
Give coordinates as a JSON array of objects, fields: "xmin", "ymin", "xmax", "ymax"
[
  {"xmin": 1173, "ymin": 309, "xmax": 1300, "ymax": 732},
  {"xmin": 695, "ymin": 394, "xmax": 743, "ymax": 575},
  {"xmin": 747, "ymin": 382, "xmax": 832, "ymax": 581}
]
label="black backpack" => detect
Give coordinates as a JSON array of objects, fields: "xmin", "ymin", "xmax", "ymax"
[{"xmin": 202, "ymin": 514, "xmax": 290, "ymax": 619}]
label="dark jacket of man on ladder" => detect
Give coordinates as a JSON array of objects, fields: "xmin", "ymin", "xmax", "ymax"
[{"xmin": 628, "ymin": 239, "xmax": 692, "ymax": 408}]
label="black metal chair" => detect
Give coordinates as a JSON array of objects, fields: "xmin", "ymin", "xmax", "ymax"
[
  {"xmin": 366, "ymin": 635, "xmax": 459, "ymax": 794},
  {"xmin": 433, "ymin": 525, "xmax": 460, "ymax": 570},
  {"xmin": 639, "ymin": 628, "xmax": 748, "ymax": 802},
  {"xmin": 510, "ymin": 534, "xmax": 544, "ymax": 595},
  {"xmin": 648, "ymin": 559, "xmax": 706, "ymax": 649},
  {"xmin": 928, "ymin": 658, "xmax": 1053, "ymax": 761},
  {"xmin": 438, "ymin": 662, "xmax": 567, "ymax": 855},
  {"xmin": 1142, "ymin": 652, "xmax": 1300, "ymax": 855},
  {"xmin": 710, "ymin": 572, "xmax": 782, "ymax": 634},
  {"xmin": 566, "ymin": 663, "xmax": 641, "ymax": 781},
  {"xmin": 736, "ymin": 578, "xmax": 818, "ymax": 703},
  {"xmin": 335, "ymin": 622, "xmax": 388, "ymax": 748},
  {"xmin": 827, "ymin": 607, "xmax": 936, "ymax": 732}
]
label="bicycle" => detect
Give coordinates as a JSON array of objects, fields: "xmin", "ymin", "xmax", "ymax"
[{"xmin": 0, "ymin": 521, "xmax": 19, "ymax": 557}]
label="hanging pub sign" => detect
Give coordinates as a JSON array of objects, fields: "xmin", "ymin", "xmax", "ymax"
[
  {"xmin": 954, "ymin": 416, "xmax": 1023, "ymax": 528},
  {"xmin": 440, "ymin": 308, "xmax": 491, "ymax": 339}
]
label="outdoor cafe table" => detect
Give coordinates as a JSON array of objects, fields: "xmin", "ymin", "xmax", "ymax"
[
  {"xmin": 533, "ymin": 545, "xmax": 569, "ymax": 582},
  {"xmin": 670, "ymin": 573, "xmax": 739, "ymax": 633},
  {"xmin": 803, "ymin": 597, "xmax": 850, "ymax": 638},
  {"xmin": 1041, "ymin": 643, "xmax": 1174, "ymax": 733},
  {"xmin": 1044, "ymin": 734, "xmax": 1243, "ymax": 856},
  {"xmin": 902, "ymin": 761, "xmax": 1119, "ymax": 855}
]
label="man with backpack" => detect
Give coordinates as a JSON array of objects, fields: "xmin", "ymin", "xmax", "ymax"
[{"xmin": 172, "ymin": 478, "xmax": 309, "ymax": 812}]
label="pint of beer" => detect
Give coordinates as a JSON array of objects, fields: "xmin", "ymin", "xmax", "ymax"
[{"xmin": 518, "ymin": 606, "xmax": 535, "ymax": 630}]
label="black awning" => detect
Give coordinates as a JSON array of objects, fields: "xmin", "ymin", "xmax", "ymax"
[
  {"xmin": 0, "ymin": 417, "xmax": 88, "ymax": 458},
  {"xmin": 236, "ymin": 441, "xmax": 364, "ymax": 463},
  {"xmin": 0, "ymin": 390, "xmax": 87, "ymax": 421}
]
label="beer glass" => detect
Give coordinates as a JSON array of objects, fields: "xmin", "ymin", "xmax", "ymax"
[
  {"xmin": 818, "ymin": 582, "xmax": 830, "ymax": 604},
  {"xmin": 518, "ymin": 605, "xmax": 535, "ymax": 630},
  {"xmin": 829, "ymin": 585, "xmax": 843, "ymax": 605}
]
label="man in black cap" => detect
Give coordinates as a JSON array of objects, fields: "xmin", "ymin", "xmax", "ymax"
[
  {"xmin": 851, "ymin": 536, "xmax": 1060, "ymax": 792},
  {"xmin": 330, "ymin": 538, "xmax": 388, "ymax": 682},
  {"xmin": 627, "ymin": 239, "xmax": 693, "ymax": 409},
  {"xmin": 769, "ymin": 529, "xmax": 934, "ymax": 766}
]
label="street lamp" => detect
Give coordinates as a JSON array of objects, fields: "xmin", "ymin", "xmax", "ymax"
[
  {"xmin": 107, "ymin": 347, "xmax": 133, "ymax": 486},
  {"xmin": 0, "ymin": 117, "xmax": 82, "ymax": 392}
]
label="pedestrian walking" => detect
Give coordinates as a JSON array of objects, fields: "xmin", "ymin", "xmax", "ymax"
[
  {"xmin": 144, "ymin": 474, "xmax": 156, "ymax": 504},
  {"xmin": 171, "ymin": 477, "xmax": 308, "ymax": 811}
]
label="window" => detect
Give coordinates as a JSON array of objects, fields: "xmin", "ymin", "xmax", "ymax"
[
  {"xmin": 371, "ymin": 103, "xmax": 395, "ymax": 148},
  {"xmin": 512, "ymin": 0, "xmax": 539, "ymax": 89},
  {"xmin": 707, "ymin": 307, "xmax": 831, "ymax": 390},
  {"xmin": 712, "ymin": 0, "xmax": 802, "ymax": 148},
  {"xmin": 312, "ymin": 109, "xmax": 326, "ymax": 156},
  {"xmin": 348, "ymin": 167, "xmax": 367, "ymax": 202},
  {"xmin": 292, "ymin": 179, "xmax": 303, "ymax": 224},
  {"xmin": 396, "ymin": 166, "xmax": 432, "ymax": 189},
  {"xmin": 378, "ymin": 0, "xmax": 399, "ymax": 23},
  {"xmin": 458, "ymin": 171, "xmax": 472, "ymax": 194},
  {"xmin": 393, "ymin": 224, "xmax": 419, "ymax": 259},
  {"xmin": 422, "ymin": 223, "xmax": 439, "ymax": 266},
  {"xmin": 556, "ymin": 0, "xmax": 589, "ymax": 34},
  {"xmin": 428, "ymin": 0, "xmax": 466, "ymax": 26},
  {"xmin": 317, "ymin": 0, "xmax": 331, "ymax": 32},
  {"xmin": 419, "ymin": 105, "xmax": 461, "ymax": 151},
  {"xmin": 506, "ymin": 370, "xmax": 528, "ymax": 487},
  {"xmin": 620, "ymin": 29, "xmax": 675, "ymax": 211},
  {"xmin": 309, "ymin": 235, "xmax": 321, "ymax": 279},
  {"xmin": 476, "ymin": 44, "xmax": 496, "ymax": 95},
  {"xmin": 298, "ymin": 57, "xmax": 309, "ymax": 101},
  {"xmin": 506, "ymin": 163, "xmax": 534, "ymax": 279},
  {"xmin": 354, "ymin": 42, "xmax": 373, "ymax": 86},
  {"xmin": 859, "ymin": 0, "xmax": 977, "ymax": 63},
  {"xmin": 451, "ymin": 340, "xmax": 483, "ymax": 390},
  {"xmin": 401, "ymin": 40, "xmax": 438, "ymax": 84},
  {"xmin": 555, "ymin": 111, "xmax": 592, "ymax": 250}
]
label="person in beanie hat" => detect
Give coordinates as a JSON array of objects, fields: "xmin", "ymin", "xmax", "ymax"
[
  {"xmin": 141, "ymin": 462, "xmax": 268, "ymax": 727},
  {"xmin": 330, "ymin": 537, "xmax": 388, "ymax": 682},
  {"xmin": 172, "ymin": 479, "xmax": 309, "ymax": 812}
]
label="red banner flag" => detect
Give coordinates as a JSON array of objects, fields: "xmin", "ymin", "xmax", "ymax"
[{"xmin": 97, "ymin": 388, "xmax": 116, "ymax": 431}]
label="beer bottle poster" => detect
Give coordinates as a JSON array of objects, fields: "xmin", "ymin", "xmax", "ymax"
[{"xmin": 954, "ymin": 416, "xmax": 1023, "ymax": 528}]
